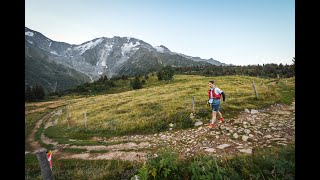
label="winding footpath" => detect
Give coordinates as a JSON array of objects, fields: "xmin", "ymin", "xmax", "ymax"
[{"xmin": 26, "ymin": 101, "xmax": 295, "ymax": 162}]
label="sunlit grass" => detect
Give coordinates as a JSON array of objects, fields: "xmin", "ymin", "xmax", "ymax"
[{"xmin": 25, "ymin": 74, "xmax": 294, "ymax": 140}]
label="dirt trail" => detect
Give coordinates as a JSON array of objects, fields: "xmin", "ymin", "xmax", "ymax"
[
  {"xmin": 26, "ymin": 101, "xmax": 295, "ymax": 162},
  {"xmin": 26, "ymin": 109, "xmax": 60, "ymax": 153}
]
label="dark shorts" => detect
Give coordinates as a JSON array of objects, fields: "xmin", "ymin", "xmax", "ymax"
[
  {"xmin": 211, "ymin": 99, "xmax": 221, "ymax": 112},
  {"xmin": 211, "ymin": 103, "xmax": 220, "ymax": 112}
]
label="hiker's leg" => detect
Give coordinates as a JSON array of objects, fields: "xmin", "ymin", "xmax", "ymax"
[
  {"xmin": 211, "ymin": 104, "xmax": 219, "ymax": 124},
  {"xmin": 218, "ymin": 111, "xmax": 223, "ymax": 119},
  {"xmin": 211, "ymin": 111, "xmax": 217, "ymax": 124}
]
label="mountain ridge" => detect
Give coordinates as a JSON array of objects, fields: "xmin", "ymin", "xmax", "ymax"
[{"xmin": 25, "ymin": 27, "xmax": 228, "ymax": 92}]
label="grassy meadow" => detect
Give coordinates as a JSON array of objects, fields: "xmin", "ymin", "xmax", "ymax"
[
  {"xmin": 25, "ymin": 74, "xmax": 295, "ymax": 179},
  {"xmin": 40, "ymin": 74, "xmax": 294, "ymax": 143}
]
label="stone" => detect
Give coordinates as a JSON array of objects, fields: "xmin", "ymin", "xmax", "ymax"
[
  {"xmin": 204, "ymin": 148, "xmax": 216, "ymax": 153},
  {"xmin": 251, "ymin": 109, "xmax": 259, "ymax": 114},
  {"xmin": 249, "ymin": 134, "xmax": 254, "ymax": 138},
  {"xmin": 244, "ymin": 129, "xmax": 251, "ymax": 134},
  {"xmin": 270, "ymin": 138, "xmax": 287, "ymax": 141},
  {"xmin": 169, "ymin": 123, "xmax": 174, "ymax": 127},
  {"xmin": 194, "ymin": 121, "xmax": 203, "ymax": 126},
  {"xmin": 276, "ymin": 142, "xmax": 287, "ymax": 146},
  {"xmin": 244, "ymin": 109, "xmax": 250, "ymax": 113},
  {"xmin": 242, "ymin": 135, "xmax": 249, "ymax": 141},
  {"xmin": 263, "ymin": 135, "xmax": 273, "ymax": 139},
  {"xmin": 239, "ymin": 148, "xmax": 252, "ymax": 154},
  {"xmin": 190, "ymin": 113, "xmax": 195, "ymax": 119},
  {"xmin": 233, "ymin": 133, "xmax": 239, "ymax": 139},
  {"xmin": 217, "ymin": 144, "xmax": 230, "ymax": 149}
]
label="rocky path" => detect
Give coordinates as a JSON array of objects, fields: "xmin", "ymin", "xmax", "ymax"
[{"xmin": 26, "ymin": 101, "xmax": 295, "ymax": 162}]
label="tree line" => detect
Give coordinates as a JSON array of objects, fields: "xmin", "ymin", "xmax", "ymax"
[
  {"xmin": 25, "ymin": 61, "xmax": 294, "ymax": 101},
  {"xmin": 174, "ymin": 62, "xmax": 295, "ymax": 78},
  {"xmin": 25, "ymin": 85, "xmax": 46, "ymax": 102}
]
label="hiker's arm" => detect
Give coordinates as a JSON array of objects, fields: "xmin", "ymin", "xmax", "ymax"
[{"xmin": 221, "ymin": 92, "xmax": 225, "ymax": 101}]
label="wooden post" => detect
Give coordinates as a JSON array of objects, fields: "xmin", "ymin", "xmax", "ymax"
[
  {"xmin": 67, "ymin": 105, "xmax": 70, "ymax": 129},
  {"xmin": 192, "ymin": 96, "xmax": 195, "ymax": 114},
  {"xmin": 84, "ymin": 112, "xmax": 87, "ymax": 129},
  {"xmin": 251, "ymin": 80, "xmax": 258, "ymax": 98},
  {"xmin": 36, "ymin": 149, "xmax": 53, "ymax": 180}
]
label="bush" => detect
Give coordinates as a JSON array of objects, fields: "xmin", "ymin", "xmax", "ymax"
[
  {"xmin": 197, "ymin": 108, "xmax": 211, "ymax": 118},
  {"xmin": 157, "ymin": 65, "xmax": 174, "ymax": 81},
  {"xmin": 135, "ymin": 150, "xmax": 179, "ymax": 179},
  {"xmin": 131, "ymin": 77, "xmax": 143, "ymax": 90}
]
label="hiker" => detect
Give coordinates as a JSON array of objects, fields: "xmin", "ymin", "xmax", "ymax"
[{"xmin": 207, "ymin": 80, "xmax": 225, "ymax": 128}]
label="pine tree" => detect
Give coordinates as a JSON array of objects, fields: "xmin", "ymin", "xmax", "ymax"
[
  {"xmin": 33, "ymin": 85, "xmax": 46, "ymax": 100},
  {"xmin": 25, "ymin": 85, "xmax": 35, "ymax": 102},
  {"xmin": 132, "ymin": 76, "xmax": 142, "ymax": 90}
]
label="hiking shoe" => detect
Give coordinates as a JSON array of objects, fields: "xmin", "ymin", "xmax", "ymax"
[
  {"xmin": 208, "ymin": 123, "xmax": 214, "ymax": 128},
  {"xmin": 219, "ymin": 118, "xmax": 224, "ymax": 123}
]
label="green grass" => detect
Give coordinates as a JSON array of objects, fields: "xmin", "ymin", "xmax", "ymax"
[
  {"xmin": 25, "ymin": 153, "xmax": 140, "ymax": 180},
  {"xmin": 133, "ymin": 144, "xmax": 295, "ymax": 179},
  {"xmin": 25, "ymin": 143, "xmax": 294, "ymax": 179},
  {"xmin": 25, "ymin": 75, "xmax": 294, "ymax": 142},
  {"xmin": 61, "ymin": 148, "xmax": 88, "ymax": 153},
  {"xmin": 35, "ymin": 123, "xmax": 55, "ymax": 150},
  {"xmin": 25, "ymin": 74, "xmax": 295, "ymax": 179},
  {"xmin": 25, "ymin": 110, "xmax": 51, "ymax": 151}
]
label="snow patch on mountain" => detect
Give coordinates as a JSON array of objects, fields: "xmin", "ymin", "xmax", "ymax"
[
  {"xmin": 49, "ymin": 42, "xmax": 52, "ymax": 47},
  {"xmin": 101, "ymin": 59, "xmax": 108, "ymax": 68},
  {"xmin": 98, "ymin": 43, "xmax": 113, "ymax": 68},
  {"xmin": 50, "ymin": 51, "xmax": 58, "ymax": 55},
  {"xmin": 25, "ymin": 31, "xmax": 34, "ymax": 37},
  {"xmin": 154, "ymin": 46, "xmax": 164, "ymax": 53},
  {"xmin": 74, "ymin": 38, "xmax": 104, "ymax": 54},
  {"xmin": 121, "ymin": 41, "xmax": 140, "ymax": 56},
  {"xmin": 27, "ymin": 40, "xmax": 33, "ymax": 44},
  {"xmin": 105, "ymin": 44, "xmax": 113, "ymax": 49}
]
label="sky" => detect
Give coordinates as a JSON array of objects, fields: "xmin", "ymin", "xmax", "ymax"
[{"xmin": 25, "ymin": 0, "xmax": 295, "ymax": 66}]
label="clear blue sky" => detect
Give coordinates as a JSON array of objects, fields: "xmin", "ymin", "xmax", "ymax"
[{"xmin": 25, "ymin": 0, "xmax": 295, "ymax": 65}]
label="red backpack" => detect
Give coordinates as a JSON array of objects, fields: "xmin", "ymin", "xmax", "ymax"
[{"xmin": 208, "ymin": 88, "xmax": 221, "ymax": 99}]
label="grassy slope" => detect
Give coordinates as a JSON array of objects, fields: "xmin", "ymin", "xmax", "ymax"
[
  {"xmin": 43, "ymin": 75, "xmax": 294, "ymax": 142},
  {"xmin": 25, "ymin": 74, "xmax": 295, "ymax": 179}
]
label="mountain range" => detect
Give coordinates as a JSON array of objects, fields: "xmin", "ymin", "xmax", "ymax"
[{"xmin": 25, "ymin": 27, "xmax": 228, "ymax": 92}]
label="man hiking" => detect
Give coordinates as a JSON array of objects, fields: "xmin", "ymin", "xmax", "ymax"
[{"xmin": 207, "ymin": 80, "xmax": 225, "ymax": 128}]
